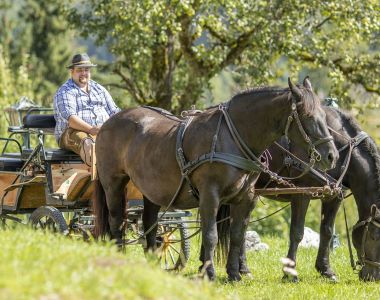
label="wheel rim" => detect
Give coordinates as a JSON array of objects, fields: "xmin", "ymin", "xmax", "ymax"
[
  {"xmin": 34, "ymin": 216, "xmax": 60, "ymax": 232},
  {"xmin": 156, "ymin": 224, "xmax": 185, "ymax": 270}
]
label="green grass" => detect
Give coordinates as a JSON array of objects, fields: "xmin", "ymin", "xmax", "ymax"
[{"xmin": 0, "ymin": 228, "xmax": 379, "ymax": 300}]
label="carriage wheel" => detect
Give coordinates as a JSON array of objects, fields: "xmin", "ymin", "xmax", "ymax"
[
  {"xmin": 155, "ymin": 217, "xmax": 190, "ymax": 271},
  {"xmin": 29, "ymin": 206, "xmax": 69, "ymax": 235}
]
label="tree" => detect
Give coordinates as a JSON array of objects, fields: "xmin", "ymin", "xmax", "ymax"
[
  {"xmin": 0, "ymin": 0, "xmax": 74, "ymax": 106},
  {"xmin": 68, "ymin": 1, "xmax": 380, "ymax": 111},
  {"xmin": 0, "ymin": 46, "xmax": 35, "ymax": 137}
]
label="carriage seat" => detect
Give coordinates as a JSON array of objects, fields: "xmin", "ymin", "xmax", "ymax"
[
  {"xmin": 21, "ymin": 148, "xmax": 82, "ymax": 161},
  {"xmin": 0, "ymin": 157, "xmax": 24, "ymax": 172},
  {"xmin": 23, "ymin": 114, "xmax": 56, "ymax": 129},
  {"xmin": 22, "ymin": 114, "xmax": 83, "ymax": 161}
]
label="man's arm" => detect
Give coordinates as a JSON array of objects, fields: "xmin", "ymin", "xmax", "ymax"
[
  {"xmin": 103, "ymin": 87, "xmax": 121, "ymax": 115},
  {"xmin": 68, "ymin": 115, "xmax": 100, "ymax": 135}
]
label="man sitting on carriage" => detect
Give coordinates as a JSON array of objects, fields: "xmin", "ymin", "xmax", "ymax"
[{"xmin": 53, "ymin": 53, "xmax": 120, "ymax": 166}]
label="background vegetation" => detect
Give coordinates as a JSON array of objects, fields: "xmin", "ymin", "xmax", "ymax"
[{"xmin": 0, "ymin": 1, "xmax": 379, "ymax": 240}]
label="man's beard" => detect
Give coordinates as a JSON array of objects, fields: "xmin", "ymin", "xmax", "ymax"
[{"xmin": 79, "ymin": 77, "xmax": 88, "ymax": 84}]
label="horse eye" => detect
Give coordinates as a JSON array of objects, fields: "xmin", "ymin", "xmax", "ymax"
[{"xmin": 369, "ymin": 226, "xmax": 380, "ymax": 241}]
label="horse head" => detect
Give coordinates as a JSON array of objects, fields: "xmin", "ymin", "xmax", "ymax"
[
  {"xmin": 352, "ymin": 204, "xmax": 380, "ymax": 281},
  {"xmin": 286, "ymin": 77, "xmax": 338, "ymax": 171}
]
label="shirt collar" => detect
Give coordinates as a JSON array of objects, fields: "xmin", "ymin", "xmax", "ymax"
[{"xmin": 69, "ymin": 78, "xmax": 93, "ymax": 92}]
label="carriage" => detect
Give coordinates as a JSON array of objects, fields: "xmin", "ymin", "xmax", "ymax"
[{"xmin": 0, "ymin": 102, "xmax": 192, "ymax": 270}]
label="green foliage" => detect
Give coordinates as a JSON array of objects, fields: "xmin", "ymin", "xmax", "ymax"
[
  {"xmin": 0, "ymin": 46, "xmax": 35, "ymax": 137},
  {"xmin": 65, "ymin": 0, "xmax": 380, "ymax": 112},
  {"xmin": 0, "ymin": 0, "xmax": 74, "ymax": 107}
]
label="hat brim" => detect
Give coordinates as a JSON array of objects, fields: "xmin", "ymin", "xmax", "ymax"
[{"xmin": 67, "ymin": 63, "xmax": 97, "ymax": 69}]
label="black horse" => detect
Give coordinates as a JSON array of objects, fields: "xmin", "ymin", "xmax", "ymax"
[
  {"xmin": 93, "ymin": 77, "xmax": 338, "ymax": 281},
  {"xmin": 214, "ymin": 106, "xmax": 380, "ymax": 281}
]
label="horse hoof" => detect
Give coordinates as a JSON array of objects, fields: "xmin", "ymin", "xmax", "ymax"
[
  {"xmin": 228, "ymin": 274, "xmax": 242, "ymax": 282},
  {"xmin": 282, "ymin": 273, "xmax": 299, "ymax": 283},
  {"xmin": 319, "ymin": 269, "xmax": 338, "ymax": 282}
]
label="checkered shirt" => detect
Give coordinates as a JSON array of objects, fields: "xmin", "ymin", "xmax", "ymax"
[{"xmin": 53, "ymin": 79, "xmax": 121, "ymax": 142}]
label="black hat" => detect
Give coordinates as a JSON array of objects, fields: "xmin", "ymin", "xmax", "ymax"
[{"xmin": 67, "ymin": 53, "xmax": 97, "ymax": 69}]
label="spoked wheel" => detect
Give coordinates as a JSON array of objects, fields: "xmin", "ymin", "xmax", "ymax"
[
  {"xmin": 29, "ymin": 206, "xmax": 69, "ymax": 235},
  {"xmin": 155, "ymin": 218, "xmax": 190, "ymax": 271}
]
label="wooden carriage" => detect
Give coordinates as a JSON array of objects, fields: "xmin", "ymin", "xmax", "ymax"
[{"xmin": 0, "ymin": 107, "xmax": 191, "ymax": 270}]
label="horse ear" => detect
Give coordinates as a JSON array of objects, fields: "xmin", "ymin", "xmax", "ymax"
[
  {"xmin": 303, "ymin": 76, "xmax": 313, "ymax": 92},
  {"xmin": 288, "ymin": 77, "xmax": 302, "ymax": 102}
]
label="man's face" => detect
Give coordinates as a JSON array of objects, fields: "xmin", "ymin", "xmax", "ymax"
[{"xmin": 71, "ymin": 67, "xmax": 91, "ymax": 88}]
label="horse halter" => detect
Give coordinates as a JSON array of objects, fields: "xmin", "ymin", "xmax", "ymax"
[
  {"xmin": 352, "ymin": 208, "xmax": 380, "ymax": 270},
  {"xmin": 284, "ymin": 97, "xmax": 333, "ymax": 165}
]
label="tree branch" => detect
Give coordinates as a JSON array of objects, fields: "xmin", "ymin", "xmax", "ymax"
[
  {"xmin": 315, "ymin": 16, "xmax": 332, "ymax": 30},
  {"xmin": 113, "ymin": 68, "xmax": 146, "ymax": 104}
]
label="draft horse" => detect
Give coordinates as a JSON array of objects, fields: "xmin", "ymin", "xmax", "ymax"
[
  {"xmin": 263, "ymin": 106, "xmax": 380, "ymax": 282},
  {"xmin": 93, "ymin": 77, "xmax": 338, "ymax": 281},
  {"xmin": 217, "ymin": 106, "xmax": 380, "ymax": 281}
]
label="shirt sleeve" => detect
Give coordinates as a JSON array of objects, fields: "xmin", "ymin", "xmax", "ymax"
[
  {"xmin": 54, "ymin": 90, "xmax": 77, "ymax": 121},
  {"xmin": 103, "ymin": 88, "xmax": 121, "ymax": 116}
]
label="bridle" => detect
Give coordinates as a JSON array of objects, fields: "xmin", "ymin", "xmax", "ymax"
[
  {"xmin": 350, "ymin": 206, "xmax": 380, "ymax": 270},
  {"xmin": 283, "ymin": 96, "xmax": 334, "ymax": 167}
]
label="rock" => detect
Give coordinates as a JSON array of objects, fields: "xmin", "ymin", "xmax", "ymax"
[
  {"xmin": 245, "ymin": 230, "xmax": 269, "ymax": 251},
  {"xmin": 299, "ymin": 227, "xmax": 320, "ymax": 248}
]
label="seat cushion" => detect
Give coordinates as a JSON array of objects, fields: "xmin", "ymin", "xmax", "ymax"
[{"xmin": 23, "ymin": 114, "xmax": 56, "ymax": 129}]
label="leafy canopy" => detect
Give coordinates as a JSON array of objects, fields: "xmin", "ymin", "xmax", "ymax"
[{"xmin": 64, "ymin": 1, "xmax": 380, "ymax": 111}]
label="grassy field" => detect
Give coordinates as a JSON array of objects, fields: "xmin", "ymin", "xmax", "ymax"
[{"xmin": 0, "ymin": 228, "xmax": 379, "ymax": 300}]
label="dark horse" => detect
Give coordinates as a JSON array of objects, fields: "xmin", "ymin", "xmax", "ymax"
[
  {"xmin": 93, "ymin": 77, "xmax": 338, "ymax": 281},
  {"xmin": 216, "ymin": 105, "xmax": 380, "ymax": 281}
]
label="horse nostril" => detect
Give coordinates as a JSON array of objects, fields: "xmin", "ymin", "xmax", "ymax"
[{"xmin": 328, "ymin": 152, "xmax": 335, "ymax": 166}]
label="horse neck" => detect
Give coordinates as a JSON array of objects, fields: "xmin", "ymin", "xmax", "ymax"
[
  {"xmin": 332, "ymin": 114, "xmax": 380, "ymax": 219},
  {"xmin": 228, "ymin": 92, "xmax": 290, "ymax": 155}
]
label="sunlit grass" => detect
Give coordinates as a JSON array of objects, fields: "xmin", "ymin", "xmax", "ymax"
[{"xmin": 0, "ymin": 228, "xmax": 379, "ymax": 300}]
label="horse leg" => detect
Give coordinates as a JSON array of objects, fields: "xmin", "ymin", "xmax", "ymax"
[
  {"xmin": 239, "ymin": 240, "xmax": 252, "ymax": 276},
  {"xmin": 226, "ymin": 199, "xmax": 255, "ymax": 281},
  {"xmin": 199, "ymin": 189, "xmax": 220, "ymax": 281},
  {"xmin": 315, "ymin": 198, "xmax": 341, "ymax": 281},
  {"xmin": 104, "ymin": 176, "xmax": 129, "ymax": 245},
  {"xmin": 142, "ymin": 196, "xmax": 161, "ymax": 252},
  {"xmin": 283, "ymin": 196, "xmax": 310, "ymax": 282}
]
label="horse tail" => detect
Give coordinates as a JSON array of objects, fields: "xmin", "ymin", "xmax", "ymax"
[
  {"xmin": 216, "ymin": 204, "xmax": 231, "ymax": 264},
  {"xmin": 92, "ymin": 178, "xmax": 110, "ymax": 239}
]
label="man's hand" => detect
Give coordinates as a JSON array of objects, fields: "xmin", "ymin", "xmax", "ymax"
[{"xmin": 88, "ymin": 126, "xmax": 101, "ymax": 136}]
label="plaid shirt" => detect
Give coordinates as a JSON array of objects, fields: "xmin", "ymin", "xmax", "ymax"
[{"xmin": 53, "ymin": 78, "xmax": 121, "ymax": 142}]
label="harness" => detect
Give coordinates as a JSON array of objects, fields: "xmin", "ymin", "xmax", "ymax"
[
  {"xmin": 175, "ymin": 95, "xmax": 333, "ymax": 200},
  {"xmin": 276, "ymin": 129, "xmax": 369, "ymax": 191},
  {"xmin": 276, "ymin": 123, "xmax": 380, "ymax": 273}
]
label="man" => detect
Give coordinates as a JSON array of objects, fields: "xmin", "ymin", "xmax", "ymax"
[{"xmin": 54, "ymin": 53, "xmax": 120, "ymax": 165}]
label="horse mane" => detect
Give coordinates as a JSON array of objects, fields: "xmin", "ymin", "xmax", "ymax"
[
  {"xmin": 334, "ymin": 108, "xmax": 380, "ymax": 200},
  {"xmin": 230, "ymin": 85, "xmax": 320, "ymax": 116}
]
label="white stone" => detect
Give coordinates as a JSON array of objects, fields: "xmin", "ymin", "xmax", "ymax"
[
  {"xmin": 299, "ymin": 227, "xmax": 320, "ymax": 248},
  {"xmin": 245, "ymin": 231, "xmax": 269, "ymax": 251}
]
